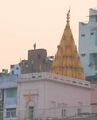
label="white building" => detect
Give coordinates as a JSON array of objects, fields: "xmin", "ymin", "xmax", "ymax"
[
  {"xmin": 79, "ymin": 8, "xmax": 97, "ymax": 77},
  {"xmin": 0, "ymin": 75, "xmax": 17, "ymax": 120},
  {"xmin": 10, "ymin": 64, "xmax": 21, "ymax": 76},
  {"xmin": 17, "ymin": 72, "xmax": 91, "ymax": 119}
]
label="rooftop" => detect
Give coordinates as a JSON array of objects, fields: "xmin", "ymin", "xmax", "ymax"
[
  {"xmin": 0, "ymin": 75, "xmax": 17, "ymax": 88},
  {"xmin": 19, "ymin": 72, "xmax": 90, "ymax": 89}
]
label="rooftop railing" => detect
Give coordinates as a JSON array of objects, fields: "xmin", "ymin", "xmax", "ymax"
[{"xmin": 19, "ymin": 72, "xmax": 91, "ymax": 88}]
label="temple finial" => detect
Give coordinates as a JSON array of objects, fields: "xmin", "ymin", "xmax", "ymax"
[{"xmin": 67, "ymin": 9, "xmax": 70, "ymax": 24}]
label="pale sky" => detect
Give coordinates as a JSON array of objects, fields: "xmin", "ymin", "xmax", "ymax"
[{"xmin": 0, "ymin": 0, "xmax": 97, "ymax": 71}]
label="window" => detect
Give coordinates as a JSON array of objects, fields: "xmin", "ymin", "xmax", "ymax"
[
  {"xmin": 95, "ymin": 31, "xmax": 97, "ymax": 46},
  {"xmin": 29, "ymin": 107, "xmax": 34, "ymax": 120},
  {"xmin": 91, "ymin": 32, "xmax": 94, "ymax": 35},
  {"xmin": 0, "ymin": 90, "xmax": 2, "ymax": 101},
  {"xmin": 11, "ymin": 65, "xmax": 14, "ymax": 68},
  {"xmin": 62, "ymin": 109, "xmax": 66, "ymax": 118},
  {"xmin": 90, "ymin": 53, "xmax": 97, "ymax": 70},
  {"xmin": 11, "ymin": 70, "xmax": 14, "ymax": 75},
  {"xmin": 96, "ymin": 15, "xmax": 97, "ymax": 21},
  {"xmin": 77, "ymin": 108, "xmax": 81, "ymax": 115},
  {"xmin": 81, "ymin": 34, "xmax": 85, "ymax": 37},
  {"xmin": 6, "ymin": 108, "xmax": 16, "ymax": 118},
  {"xmin": 6, "ymin": 88, "xmax": 17, "ymax": 98},
  {"xmin": 81, "ymin": 53, "xmax": 86, "ymax": 57},
  {"xmin": 91, "ymin": 103, "xmax": 97, "ymax": 105},
  {"xmin": 16, "ymin": 67, "xmax": 19, "ymax": 70}
]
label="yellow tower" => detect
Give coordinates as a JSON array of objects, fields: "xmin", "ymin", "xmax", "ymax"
[{"xmin": 51, "ymin": 10, "xmax": 85, "ymax": 80}]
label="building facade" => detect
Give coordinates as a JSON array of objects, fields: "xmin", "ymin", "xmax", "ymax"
[
  {"xmin": 79, "ymin": 8, "xmax": 97, "ymax": 80},
  {"xmin": 91, "ymin": 84, "xmax": 97, "ymax": 113},
  {"xmin": 20, "ymin": 48, "xmax": 53, "ymax": 74},
  {"xmin": 17, "ymin": 72, "xmax": 91, "ymax": 119},
  {"xmin": 0, "ymin": 75, "xmax": 17, "ymax": 120},
  {"xmin": 10, "ymin": 48, "xmax": 53, "ymax": 75},
  {"xmin": 0, "ymin": 89, "xmax": 4, "ymax": 120},
  {"xmin": 10, "ymin": 64, "xmax": 21, "ymax": 76}
]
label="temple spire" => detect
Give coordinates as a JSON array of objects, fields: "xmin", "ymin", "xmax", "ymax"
[
  {"xmin": 51, "ymin": 10, "xmax": 85, "ymax": 80},
  {"xmin": 66, "ymin": 9, "xmax": 70, "ymax": 25}
]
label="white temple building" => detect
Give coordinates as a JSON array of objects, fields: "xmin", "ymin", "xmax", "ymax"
[
  {"xmin": 17, "ymin": 11, "xmax": 91, "ymax": 120},
  {"xmin": 17, "ymin": 72, "xmax": 91, "ymax": 119}
]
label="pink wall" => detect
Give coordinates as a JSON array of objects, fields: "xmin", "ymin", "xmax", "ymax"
[
  {"xmin": 45, "ymin": 80, "xmax": 91, "ymax": 117},
  {"xmin": 17, "ymin": 73, "xmax": 91, "ymax": 119},
  {"xmin": 91, "ymin": 84, "xmax": 97, "ymax": 113}
]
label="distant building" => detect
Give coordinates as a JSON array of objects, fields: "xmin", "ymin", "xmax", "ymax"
[
  {"xmin": 10, "ymin": 48, "xmax": 53, "ymax": 75},
  {"xmin": 0, "ymin": 69, "xmax": 9, "ymax": 76},
  {"xmin": 79, "ymin": 8, "xmax": 97, "ymax": 82},
  {"xmin": 10, "ymin": 64, "xmax": 21, "ymax": 76},
  {"xmin": 0, "ymin": 75, "xmax": 17, "ymax": 120},
  {"xmin": 0, "ymin": 89, "xmax": 4, "ymax": 120},
  {"xmin": 20, "ymin": 48, "xmax": 53, "ymax": 74}
]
